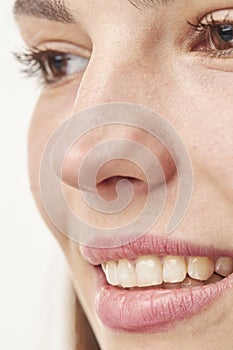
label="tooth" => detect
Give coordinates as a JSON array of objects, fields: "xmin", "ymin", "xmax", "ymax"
[
  {"xmin": 205, "ymin": 273, "xmax": 223, "ymax": 285},
  {"xmin": 103, "ymin": 255, "xmax": 228, "ymax": 289},
  {"xmin": 163, "ymin": 256, "xmax": 187, "ymax": 283},
  {"xmin": 181, "ymin": 276, "xmax": 204, "ymax": 288},
  {"xmin": 118, "ymin": 259, "xmax": 136, "ymax": 288},
  {"xmin": 136, "ymin": 255, "xmax": 162, "ymax": 287},
  {"xmin": 188, "ymin": 257, "xmax": 215, "ymax": 281},
  {"xmin": 215, "ymin": 257, "xmax": 233, "ymax": 277},
  {"xmin": 101, "ymin": 262, "xmax": 107, "ymax": 273},
  {"xmin": 105, "ymin": 261, "xmax": 119, "ymax": 286}
]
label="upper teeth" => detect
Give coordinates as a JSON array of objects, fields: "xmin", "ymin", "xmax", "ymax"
[{"xmin": 101, "ymin": 255, "xmax": 233, "ymax": 288}]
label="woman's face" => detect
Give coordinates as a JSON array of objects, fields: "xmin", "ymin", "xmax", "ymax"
[{"xmin": 15, "ymin": 0, "xmax": 233, "ymax": 349}]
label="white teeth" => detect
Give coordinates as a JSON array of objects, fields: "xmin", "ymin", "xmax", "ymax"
[
  {"xmin": 102, "ymin": 262, "xmax": 107, "ymax": 273},
  {"xmin": 215, "ymin": 257, "xmax": 233, "ymax": 277},
  {"xmin": 136, "ymin": 255, "xmax": 162, "ymax": 287},
  {"xmin": 118, "ymin": 259, "xmax": 136, "ymax": 288},
  {"xmin": 188, "ymin": 257, "xmax": 215, "ymax": 281},
  {"xmin": 163, "ymin": 256, "xmax": 187, "ymax": 283},
  {"xmin": 104, "ymin": 261, "xmax": 119, "ymax": 286},
  {"xmin": 101, "ymin": 254, "xmax": 232, "ymax": 288}
]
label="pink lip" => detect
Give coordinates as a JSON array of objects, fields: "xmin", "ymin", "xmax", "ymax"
[
  {"xmin": 80, "ymin": 235, "xmax": 233, "ymax": 333},
  {"xmin": 80, "ymin": 234, "xmax": 233, "ymax": 265},
  {"xmin": 94, "ymin": 268, "xmax": 233, "ymax": 332}
]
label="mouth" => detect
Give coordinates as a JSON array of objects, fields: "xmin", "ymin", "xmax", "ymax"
[
  {"xmin": 80, "ymin": 235, "xmax": 233, "ymax": 333},
  {"xmin": 101, "ymin": 255, "xmax": 233, "ymax": 289}
]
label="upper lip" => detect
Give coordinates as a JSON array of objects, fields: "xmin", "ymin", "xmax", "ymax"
[{"xmin": 80, "ymin": 234, "xmax": 233, "ymax": 265}]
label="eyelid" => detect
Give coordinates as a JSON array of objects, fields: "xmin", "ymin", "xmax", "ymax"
[
  {"xmin": 199, "ymin": 9, "xmax": 233, "ymax": 24},
  {"xmin": 34, "ymin": 40, "xmax": 92, "ymax": 58},
  {"xmin": 184, "ymin": 9, "xmax": 233, "ymax": 49},
  {"xmin": 190, "ymin": 8, "xmax": 233, "ymax": 32}
]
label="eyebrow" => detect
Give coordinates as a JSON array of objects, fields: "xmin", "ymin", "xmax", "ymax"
[
  {"xmin": 13, "ymin": 0, "xmax": 76, "ymax": 24},
  {"xmin": 13, "ymin": 0, "xmax": 173, "ymax": 24},
  {"xmin": 129, "ymin": 0, "xmax": 173, "ymax": 9}
]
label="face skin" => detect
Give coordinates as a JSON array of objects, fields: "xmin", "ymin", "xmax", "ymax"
[{"xmin": 15, "ymin": 0, "xmax": 233, "ymax": 349}]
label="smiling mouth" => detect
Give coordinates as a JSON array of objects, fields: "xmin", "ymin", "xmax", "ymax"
[
  {"xmin": 101, "ymin": 255, "xmax": 233, "ymax": 289},
  {"xmin": 80, "ymin": 235, "xmax": 233, "ymax": 332}
]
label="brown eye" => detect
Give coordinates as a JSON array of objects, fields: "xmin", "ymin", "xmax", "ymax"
[
  {"xmin": 46, "ymin": 54, "xmax": 68, "ymax": 78},
  {"xmin": 40, "ymin": 52, "xmax": 89, "ymax": 83},
  {"xmin": 210, "ymin": 24, "xmax": 233, "ymax": 50}
]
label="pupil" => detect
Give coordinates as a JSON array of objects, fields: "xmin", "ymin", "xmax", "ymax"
[
  {"xmin": 218, "ymin": 25, "xmax": 233, "ymax": 42},
  {"xmin": 53, "ymin": 55, "xmax": 64, "ymax": 70}
]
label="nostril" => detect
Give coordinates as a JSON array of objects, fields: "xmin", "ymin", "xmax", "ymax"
[
  {"xmin": 59, "ymin": 131, "xmax": 177, "ymax": 192},
  {"xmin": 95, "ymin": 159, "xmax": 147, "ymax": 187},
  {"xmin": 97, "ymin": 175, "xmax": 139, "ymax": 187},
  {"xmin": 97, "ymin": 176, "xmax": 148, "ymax": 201}
]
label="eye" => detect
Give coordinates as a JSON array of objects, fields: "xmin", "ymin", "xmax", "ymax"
[
  {"xmin": 189, "ymin": 13, "xmax": 233, "ymax": 58},
  {"xmin": 41, "ymin": 52, "xmax": 90, "ymax": 83},
  {"xmin": 15, "ymin": 48, "xmax": 90, "ymax": 85},
  {"xmin": 210, "ymin": 24, "xmax": 233, "ymax": 50}
]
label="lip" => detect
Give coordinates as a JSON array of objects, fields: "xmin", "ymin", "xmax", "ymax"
[
  {"xmin": 80, "ymin": 234, "xmax": 233, "ymax": 333},
  {"xmin": 80, "ymin": 234, "xmax": 233, "ymax": 265},
  {"xmin": 94, "ymin": 267, "xmax": 233, "ymax": 332}
]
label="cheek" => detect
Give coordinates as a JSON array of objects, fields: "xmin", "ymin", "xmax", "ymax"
[
  {"xmin": 170, "ymin": 63, "xmax": 233, "ymax": 194},
  {"xmin": 28, "ymin": 81, "xmax": 79, "ymax": 190},
  {"xmin": 27, "ymin": 81, "xmax": 81, "ymax": 251},
  {"xmin": 191, "ymin": 104, "xmax": 233, "ymax": 170},
  {"xmin": 187, "ymin": 98, "xmax": 233, "ymax": 194}
]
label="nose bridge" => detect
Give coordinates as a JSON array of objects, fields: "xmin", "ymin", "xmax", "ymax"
[{"xmin": 72, "ymin": 45, "xmax": 153, "ymax": 113}]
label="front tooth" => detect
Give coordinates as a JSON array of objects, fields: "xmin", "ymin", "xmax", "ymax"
[
  {"xmin": 215, "ymin": 257, "xmax": 233, "ymax": 277},
  {"xmin": 118, "ymin": 259, "xmax": 136, "ymax": 288},
  {"xmin": 163, "ymin": 256, "xmax": 187, "ymax": 283},
  {"xmin": 101, "ymin": 262, "xmax": 107, "ymax": 273},
  {"xmin": 188, "ymin": 257, "xmax": 215, "ymax": 281},
  {"xmin": 105, "ymin": 261, "xmax": 119, "ymax": 286},
  {"xmin": 136, "ymin": 255, "xmax": 162, "ymax": 287}
]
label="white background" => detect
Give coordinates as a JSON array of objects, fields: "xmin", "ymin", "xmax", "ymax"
[{"xmin": 0, "ymin": 2, "xmax": 63, "ymax": 349}]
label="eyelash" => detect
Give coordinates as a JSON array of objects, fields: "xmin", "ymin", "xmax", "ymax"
[
  {"xmin": 15, "ymin": 47, "xmax": 90, "ymax": 85},
  {"xmin": 187, "ymin": 13, "xmax": 233, "ymax": 58},
  {"xmin": 188, "ymin": 13, "xmax": 220, "ymax": 32},
  {"xmin": 15, "ymin": 13, "xmax": 233, "ymax": 86}
]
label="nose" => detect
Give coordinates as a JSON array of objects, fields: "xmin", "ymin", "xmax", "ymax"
[
  {"xmin": 59, "ymin": 50, "xmax": 177, "ymax": 193},
  {"xmin": 73, "ymin": 46, "xmax": 162, "ymax": 111}
]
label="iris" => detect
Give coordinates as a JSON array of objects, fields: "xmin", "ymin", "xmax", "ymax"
[{"xmin": 217, "ymin": 24, "xmax": 233, "ymax": 43}]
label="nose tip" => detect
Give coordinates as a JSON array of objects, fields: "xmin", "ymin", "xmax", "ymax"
[
  {"xmin": 42, "ymin": 103, "xmax": 192, "ymax": 240},
  {"xmin": 60, "ymin": 123, "xmax": 177, "ymax": 191}
]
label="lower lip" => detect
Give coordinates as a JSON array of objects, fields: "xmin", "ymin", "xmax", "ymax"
[{"xmin": 94, "ymin": 267, "xmax": 233, "ymax": 333}]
